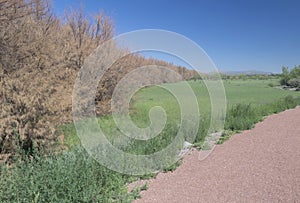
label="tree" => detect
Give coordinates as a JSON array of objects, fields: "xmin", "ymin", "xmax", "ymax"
[
  {"xmin": 0, "ymin": 0, "xmax": 57, "ymax": 73},
  {"xmin": 280, "ymin": 66, "xmax": 290, "ymax": 85},
  {"xmin": 0, "ymin": 0, "xmax": 116, "ymax": 159},
  {"xmin": 280, "ymin": 65, "xmax": 300, "ymax": 88},
  {"xmin": 65, "ymin": 7, "xmax": 114, "ymax": 69},
  {"xmin": 289, "ymin": 65, "xmax": 300, "ymax": 79}
]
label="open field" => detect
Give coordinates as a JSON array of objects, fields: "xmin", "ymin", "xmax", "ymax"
[{"xmin": 64, "ymin": 79, "xmax": 300, "ymax": 148}]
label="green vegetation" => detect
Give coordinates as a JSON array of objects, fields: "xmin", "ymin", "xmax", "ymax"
[
  {"xmin": 225, "ymin": 103, "xmax": 259, "ymax": 131},
  {"xmin": 280, "ymin": 65, "xmax": 300, "ymax": 88},
  {"xmin": 225, "ymin": 95, "xmax": 300, "ymax": 131},
  {"xmin": 1, "ymin": 79, "xmax": 300, "ymax": 202},
  {"xmin": 64, "ymin": 78, "xmax": 300, "ymax": 164},
  {"xmin": 64, "ymin": 79, "xmax": 300, "ymax": 161},
  {"xmin": 2, "ymin": 1, "xmax": 299, "ymax": 202},
  {"xmin": 0, "ymin": 148, "xmax": 139, "ymax": 203}
]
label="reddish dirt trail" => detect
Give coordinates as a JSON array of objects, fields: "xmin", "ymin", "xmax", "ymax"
[{"xmin": 134, "ymin": 107, "xmax": 300, "ymax": 203}]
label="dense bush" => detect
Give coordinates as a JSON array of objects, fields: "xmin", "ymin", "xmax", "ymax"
[
  {"xmin": 0, "ymin": 0, "xmax": 115, "ymax": 160},
  {"xmin": 0, "ymin": 0, "xmax": 197, "ymax": 159}
]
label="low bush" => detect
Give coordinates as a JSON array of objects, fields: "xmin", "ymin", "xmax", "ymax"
[
  {"xmin": 287, "ymin": 78, "xmax": 300, "ymax": 88},
  {"xmin": 194, "ymin": 116, "xmax": 210, "ymax": 143},
  {"xmin": 0, "ymin": 147, "xmax": 137, "ymax": 203},
  {"xmin": 261, "ymin": 95, "xmax": 299, "ymax": 114},
  {"xmin": 225, "ymin": 103, "xmax": 259, "ymax": 131},
  {"xmin": 222, "ymin": 95, "xmax": 300, "ymax": 143},
  {"xmin": 225, "ymin": 96, "xmax": 300, "ymax": 132}
]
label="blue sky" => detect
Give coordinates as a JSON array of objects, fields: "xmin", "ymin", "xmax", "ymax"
[{"xmin": 52, "ymin": 0, "xmax": 300, "ymax": 73}]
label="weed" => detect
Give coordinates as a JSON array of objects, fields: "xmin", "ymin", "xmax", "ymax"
[
  {"xmin": 0, "ymin": 147, "xmax": 136, "ymax": 203},
  {"xmin": 225, "ymin": 103, "xmax": 259, "ymax": 131}
]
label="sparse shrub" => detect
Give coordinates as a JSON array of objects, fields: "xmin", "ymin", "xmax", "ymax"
[
  {"xmin": 217, "ymin": 130, "xmax": 235, "ymax": 144},
  {"xmin": 163, "ymin": 160, "xmax": 182, "ymax": 172}
]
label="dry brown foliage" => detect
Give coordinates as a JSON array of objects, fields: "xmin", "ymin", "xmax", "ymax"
[{"xmin": 0, "ymin": 0, "xmax": 196, "ymax": 162}]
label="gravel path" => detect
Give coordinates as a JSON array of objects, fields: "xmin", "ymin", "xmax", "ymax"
[{"xmin": 134, "ymin": 107, "xmax": 300, "ymax": 202}]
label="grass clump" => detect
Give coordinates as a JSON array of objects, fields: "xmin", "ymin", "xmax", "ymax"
[
  {"xmin": 217, "ymin": 130, "xmax": 236, "ymax": 144},
  {"xmin": 225, "ymin": 95, "xmax": 300, "ymax": 132},
  {"xmin": 225, "ymin": 103, "xmax": 259, "ymax": 131},
  {"xmin": 260, "ymin": 95, "xmax": 300, "ymax": 115}
]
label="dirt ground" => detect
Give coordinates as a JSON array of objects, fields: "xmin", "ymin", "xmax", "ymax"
[{"xmin": 134, "ymin": 107, "xmax": 300, "ymax": 202}]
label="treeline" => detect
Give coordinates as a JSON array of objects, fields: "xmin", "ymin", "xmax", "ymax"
[
  {"xmin": 221, "ymin": 74, "xmax": 280, "ymax": 80},
  {"xmin": 280, "ymin": 65, "xmax": 300, "ymax": 88},
  {"xmin": 191, "ymin": 72, "xmax": 280, "ymax": 81},
  {"xmin": 0, "ymin": 0, "xmax": 195, "ymax": 160}
]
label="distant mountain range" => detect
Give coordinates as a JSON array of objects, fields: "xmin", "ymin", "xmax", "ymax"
[{"xmin": 222, "ymin": 70, "xmax": 274, "ymax": 75}]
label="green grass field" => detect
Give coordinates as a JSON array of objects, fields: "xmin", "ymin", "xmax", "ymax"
[
  {"xmin": 59, "ymin": 78, "xmax": 300, "ymax": 179},
  {"xmin": 133, "ymin": 79, "xmax": 298, "ymax": 116},
  {"xmin": 64, "ymin": 79, "xmax": 300, "ymax": 149}
]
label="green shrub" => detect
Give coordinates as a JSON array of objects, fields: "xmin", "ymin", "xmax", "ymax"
[
  {"xmin": 0, "ymin": 147, "xmax": 136, "ymax": 203},
  {"xmin": 126, "ymin": 122, "xmax": 179, "ymax": 155},
  {"xmin": 283, "ymin": 95, "xmax": 298, "ymax": 108},
  {"xmin": 287, "ymin": 78, "xmax": 300, "ymax": 88},
  {"xmin": 225, "ymin": 103, "xmax": 259, "ymax": 131},
  {"xmin": 194, "ymin": 116, "xmax": 210, "ymax": 143},
  {"xmin": 261, "ymin": 95, "xmax": 299, "ymax": 114},
  {"xmin": 225, "ymin": 95, "xmax": 300, "ymax": 132},
  {"xmin": 217, "ymin": 130, "xmax": 235, "ymax": 144}
]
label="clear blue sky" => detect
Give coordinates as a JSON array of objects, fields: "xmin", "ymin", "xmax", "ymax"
[{"xmin": 52, "ymin": 0, "xmax": 300, "ymax": 73}]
